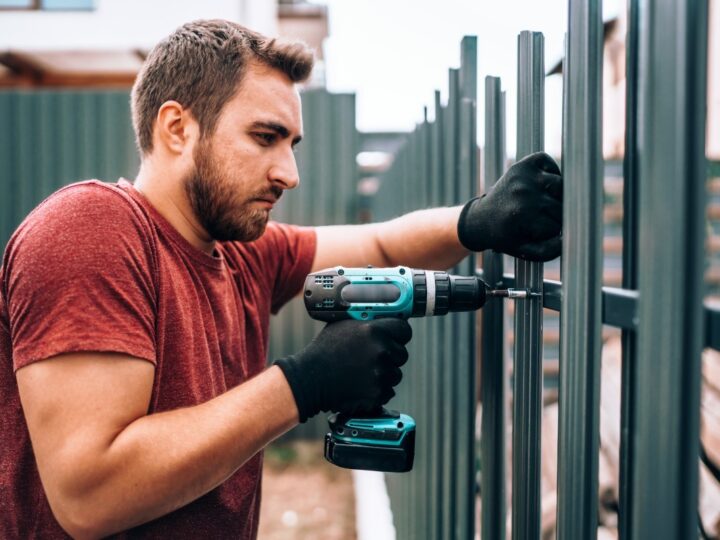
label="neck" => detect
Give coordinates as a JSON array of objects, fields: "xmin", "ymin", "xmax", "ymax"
[{"xmin": 133, "ymin": 160, "xmax": 216, "ymax": 255}]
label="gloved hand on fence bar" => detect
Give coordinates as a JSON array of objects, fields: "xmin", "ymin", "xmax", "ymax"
[
  {"xmin": 274, "ymin": 318, "xmax": 412, "ymax": 422},
  {"xmin": 457, "ymin": 151, "xmax": 562, "ymax": 262}
]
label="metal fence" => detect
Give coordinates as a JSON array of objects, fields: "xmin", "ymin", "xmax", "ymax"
[
  {"xmin": 376, "ymin": 36, "xmax": 479, "ymax": 540},
  {"xmin": 376, "ymin": 0, "xmax": 716, "ymax": 538}
]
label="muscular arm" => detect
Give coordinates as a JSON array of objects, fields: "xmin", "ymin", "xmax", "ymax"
[
  {"xmin": 312, "ymin": 206, "xmax": 468, "ymax": 272},
  {"xmin": 313, "ymin": 152, "xmax": 564, "ymax": 271},
  {"xmin": 17, "ymin": 353, "xmax": 298, "ymax": 539}
]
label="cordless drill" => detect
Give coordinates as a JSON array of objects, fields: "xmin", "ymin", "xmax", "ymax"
[{"xmin": 303, "ymin": 265, "xmax": 525, "ymax": 473}]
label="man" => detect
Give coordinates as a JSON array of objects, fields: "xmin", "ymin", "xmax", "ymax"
[{"xmin": 0, "ymin": 20, "xmax": 562, "ymax": 539}]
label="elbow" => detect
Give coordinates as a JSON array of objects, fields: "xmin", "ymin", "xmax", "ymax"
[
  {"xmin": 54, "ymin": 504, "xmax": 107, "ymax": 540},
  {"xmin": 49, "ymin": 484, "xmax": 118, "ymax": 539}
]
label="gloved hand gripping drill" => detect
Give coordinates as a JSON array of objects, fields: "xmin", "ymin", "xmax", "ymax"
[
  {"xmin": 300, "ymin": 266, "xmax": 535, "ymax": 472},
  {"xmin": 274, "ymin": 152, "xmax": 562, "ymax": 473}
]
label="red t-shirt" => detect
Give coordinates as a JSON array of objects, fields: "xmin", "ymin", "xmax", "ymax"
[{"xmin": 0, "ymin": 180, "xmax": 316, "ymax": 539}]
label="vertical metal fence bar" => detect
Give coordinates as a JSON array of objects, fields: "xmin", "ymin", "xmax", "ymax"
[
  {"xmin": 418, "ymin": 117, "xmax": 431, "ymax": 540},
  {"xmin": 442, "ymin": 67, "xmax": 460, "ymax": 540},
  {"xmin": 409, "ymin": 125, "xmax": 421, "ymax": 540},
  {"xmin": 481, "ymin": 75, "xmax": 507, "ymax": 540},
  {"xmin": 631, "ymin": 0, "xmax": 708, "ymax": 537},
  {"xmin": 456, "ymin": 36, "xmax": 478, "ymax": 540},
  {"xmin": 556, "ymin": 0, "xmax": 603, "ymax": 537},
  {"xmin": 619, "ymin": 0, "xmax": 639, "ymax": 536},
  {"xmin": 512, "ymin": 30, "xmax": 544, "ymax": 540},
  {"xmin": 431, "ymin": 89, "xmax": 445, "ymax": 540},
  {"xmin": 407, "ymin": 128, "xmax": 416, "ymax": 540}
]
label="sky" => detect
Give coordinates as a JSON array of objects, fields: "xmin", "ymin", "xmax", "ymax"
[{"xmin": 310, "ymin": 0, "xmax": 624, "ymax": 155}]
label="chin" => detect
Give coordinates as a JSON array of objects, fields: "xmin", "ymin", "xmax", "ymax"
[
  {"xmin": 207, "ymin": 208, "xmax": 270, "ymax": 243},
  {"xmin": 244, "ymin": 222, "xmax": 268, "ymax": 242}
]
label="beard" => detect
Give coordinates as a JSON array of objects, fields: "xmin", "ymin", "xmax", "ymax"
[{"xmin": 183, "ymin": 139, "xmax": 282, "ymax": 243}]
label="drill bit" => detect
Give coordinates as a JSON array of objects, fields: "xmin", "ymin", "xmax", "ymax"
[{"xmin": 486, "ymin": 288, "xmax": 540, "ymax": 299}]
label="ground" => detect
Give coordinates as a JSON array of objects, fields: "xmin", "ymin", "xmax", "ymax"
[{"xmin": 258, "ymin": 440, "xmax": 357, "ymax": 540}]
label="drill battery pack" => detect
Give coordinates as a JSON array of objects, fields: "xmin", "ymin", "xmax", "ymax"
[{"xmin": 324, "ymin": 409, "xmax": 416, "ymax": 473}]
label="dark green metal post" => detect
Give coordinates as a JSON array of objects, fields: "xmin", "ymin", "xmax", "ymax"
[
  {"xmin": 481, "ymin": 75, "xmax": 507, "ymax": 540},
  {"xmin": 556, "ymin": 0, "xmax": 603, "ymax": 537},
  {"xmin": 456, "ymin": 35, "xmax": 478, "ymax": 540},
  {"xmin": 632, "ymin": 0, "xmax": 708, "ymax": 537},
  {"xmin": 619, "ymin": 0, "xmax": 639, "ymax": 536},
  {"xmin": 440, "ymin": 68, "xmax": 460, "ymax": 540},
  {"xmin": 512, "ymin": 30, "xmax": 544, "ymax": 540},
  {"xmin": 431, "ymin": 89, "xmax": 445, "ymax": 540}
]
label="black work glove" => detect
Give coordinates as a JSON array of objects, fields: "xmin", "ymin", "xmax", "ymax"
[
  {"xmin": 457, "ymin": 151, "xmax": 562, "ymax": 262},
  {"xmin": 274, "ymin": 318, "xmax": 412, "ymax": 423}
]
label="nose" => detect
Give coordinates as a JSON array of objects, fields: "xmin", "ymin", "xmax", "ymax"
[{"xmin": 268, "ymin": 148, "xmax": 300, "ymax": 190}]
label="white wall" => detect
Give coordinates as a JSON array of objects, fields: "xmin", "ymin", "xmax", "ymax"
[{"xmin": 0, "ymin": 0, "xmax": 277, "ymax": 50}]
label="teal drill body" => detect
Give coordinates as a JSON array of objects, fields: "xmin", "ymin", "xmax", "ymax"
[
  {"xmin": 303, "ymin": 266, "xmax": 488, "ymax": 473},
  {"xmin": 304, "ymin": 265, "xmax": 486, "ymax": 322}
]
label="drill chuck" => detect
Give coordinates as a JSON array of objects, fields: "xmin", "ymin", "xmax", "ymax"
[{"xmin": 411, "ymin": 270, "xmax": 487, "ymax": 316}]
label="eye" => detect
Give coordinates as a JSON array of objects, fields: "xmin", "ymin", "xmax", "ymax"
[{"xmin": 254, "ymin": 132, "xmax": 276, "ymax": 146}]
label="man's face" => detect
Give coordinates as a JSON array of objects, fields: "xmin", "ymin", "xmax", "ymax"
[{"xmin": 184, "ymin": 63, "xmax": 303, "ymax": 242}]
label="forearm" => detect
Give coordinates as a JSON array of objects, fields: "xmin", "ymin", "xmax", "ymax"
[
  {"xmin": 314, "ymin": 206, "xmax": 469, "ymax": 271},
  {"xmin": 56, "ymin": 366, "xmax": 297, "ymax": 538},
  {"xmin": 374, "ymin": 206, "xmax": 468, "ymax": 269}
]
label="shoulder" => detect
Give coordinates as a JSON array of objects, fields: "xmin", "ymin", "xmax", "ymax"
[
  {"xmin": 22, "ymin": 180, "xmax": 149, "ymax": 231},
  {"xmin": 3, "ymin": 180, "xmax": 156, "ymax": 273},
  {"xmin": 10, "ymin": 181, "xmax": 151, "ymax": 246}
]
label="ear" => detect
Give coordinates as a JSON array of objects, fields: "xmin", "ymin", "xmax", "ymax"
[{"xmin": 154, "ymin": 100, "xmax": 200, "ymax": 156}]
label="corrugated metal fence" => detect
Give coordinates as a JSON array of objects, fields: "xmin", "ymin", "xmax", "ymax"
[{"xmin": 376, "ymin": 0, "xmax": 717, "ymax": 538}]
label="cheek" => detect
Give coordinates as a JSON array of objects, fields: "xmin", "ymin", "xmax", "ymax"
[
  {"xmin": 205, "ymin": 135, "xmax": 271, "ymax": 190},
  {"xmin": 220, "ymin": 142, "xmax": 261, "ymax": 176}
]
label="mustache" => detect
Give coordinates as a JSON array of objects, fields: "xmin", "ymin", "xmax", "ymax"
[{"xmin": 251, "ymin": 186, "xmax": 284, "ymax": 203}]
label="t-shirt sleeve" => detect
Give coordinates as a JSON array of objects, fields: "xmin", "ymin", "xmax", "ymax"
[
  {"xmin": 3, "ymin": 183, "xmax": 158, "ymax": 371},
  {"xmin": 239, "ymin": 222, "xmax": 317, "ymax": 314}
]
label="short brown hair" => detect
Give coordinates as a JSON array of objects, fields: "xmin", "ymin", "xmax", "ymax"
[{"xmin": 131, "ymin": 19, "xmax": 314, "ymax": 155}]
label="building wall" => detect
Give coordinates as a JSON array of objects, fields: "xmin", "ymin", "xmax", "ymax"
[{"xmin": 0, "ymin": 0, "xmax": 277, "ymax": 50}]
